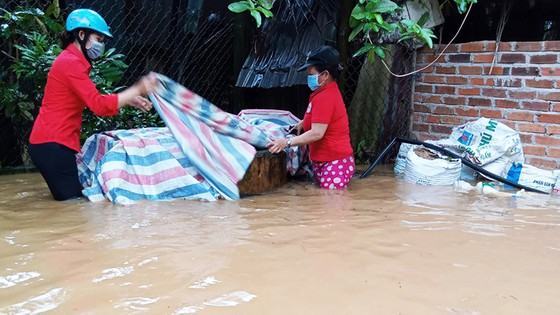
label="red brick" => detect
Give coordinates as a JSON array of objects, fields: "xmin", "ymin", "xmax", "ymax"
[
  {"xmin": 435, "ymin": 44, "xmax": 459, "ymax": 53},
  {"xmin": 517, "ymin": 122, "xmax": 546, "ymax": 133},
  {"xmin": 495, "ymin": 99, "xmax": 519, "ymax": 109},
  {"xmin": 447, "ymin": 76, "xmax": 468, "ymax": 85},
  {"xmin": 510, "ymin": 67, "xmax": 540, "ymax": 76},
  {"xmin": 440, "ymin": 115, "xmax": 463, "ymax": 124},
  {"xmin": 484, "ymin": 78, "xmax": 496, "ymax": 86},
  {"xmin": 553, "ymin": 103, "xmax": 560, "ymax": 112},
  {"xmin": 547, "ymin": 125, "xmax": 560, "ymax": 135},
  {"xmin": 530, "ymin": 54, "xmax": 558, "ymax": 64},
  {"xmin": 482, "ymin": 88, "xmax": 507, "ymax": 98},
  {"xmin": 547, "ymin": 148, "xmax": 560, "ymax": 158},
  {"xmin": 459, "ymin": 88, "xmax": 481, "ymax": 96},
  {"xmin": 413, "ymin": 123, "xmax": 430, "ymax": 132},
  {"xmin": 418, "ymin": 53, "xmax": 439, "ymax": 64},
  {"xmin": 523, "ymin": 145, "xmax": 547, "ymax": 156},
  {"xmin": 486, "ymin": 42, "xmax": 513, "ymax": 52},
  {"xmin": 414, "ymin": 104, "xmax": 431, "ymax": 113},
  {"xmin": 470, "ymin": 78, "xmax": 485, "ymax": 85},
  {"xmin": 415, "ymin": 84, "xmax": 433, "ymax": 93},
  {"xmin": 433, "ymin": 106, "xmax": 454, "ymax": 115},
  {"xmin": 514, "ymin": 42, "xmax": 544, "ymax": 51},
  {"xmin": 443, "ymin": 96, "xmax": 467, "ymax": 105},
  {"xmin": 499, "ymin": 53, "xmax": 527, "ymax": 64},
  {"xmin": 522, "ymin": 101, "xmax": 551, "ymax": 111},
  {"xmin": 544, "ymin": 41, "xmax": 560, "ymax": 51},
  {"xmin": 455, "ymin": 107, "xmax": 479, "ymax": 117},
  {"xmin": 525, "ymin": 79, "xmax": 555, "ymax": 89},
  {"xmin": 422, "ymin": 95, "xmax": 443, "ymax": 104},
  {"xmin": 460, "ymin": 42, "xmax": 487, "ymax": 52},
  {"xmin": 539, "ymin": 91, "xmax": 560, "ymax": 101},
  {"xmin": 435, "ymin": 66, "xmax": 457, "ymax": 74},
  {"xmin": 540, "ymin": 67, "xmax": 560, "ymax": 76},
  {"xmin": 431, "ymin": 125, "xmax": 453, "ymax": 134},
  {"xmin": 459, "ymin": 66, "xmax": 483, "ymax": 75},
  {"xmin": 535, "ymin": 135, "xmax": 560, "ymax": 146},
  {"xmin": 508, "ymin": 90, "xmax": 537, "ymax": 99},
  {"xmin": 426, "ymin": 115, "xmax": 440, "ymax": 123},
  {"xmin": 447, "ymin": 54, "xmax": 471, "ymax": 63},
  {"xmin": 473, "ymin": 53, "xmax": 495, "ymax": 63},
  {"xmin": 414, "ymin": 94, "xmax": 422, "ymax": 102},
  {"xmin": 413, "ymin": 113, "xmax": 425, "ymax": 123},
  {"xmin": 519, "ymin": 133, "xmax": 534, "ymax": 143},
  {"xmin": 480, "ymin": 109, "xmax": 503, "ymax": 119},
  {"xmin": 421, "ymin": 66, "xmax": 435, "ymax": 74},
  {"xmin": 435, "ymin": 86, "xmax": 456, "ymax": 95},
  {"xmin": 468, "ymin": 98, "xmax": 492, "ymax": 107},
  {"xmin": 485, "ymin": 66, "xmax": 505, "ymax": 75},
  {"xmin": 538, "ymin": 113, "xmax": 560, "ymax": 124},
  {"xmin": 422, "ymin": 75, "xmax": 446, "ymax": 84},
  {"xmin": 507, "ymin": 111, "xmax": 535, "ymax": 122},
  {"xmin": 526, "ymin": 158, "xmax": 558, "ymax": 170},
  {"xmin": 416, "ymin": 132, "xmax": 439, "ymax": 141}
]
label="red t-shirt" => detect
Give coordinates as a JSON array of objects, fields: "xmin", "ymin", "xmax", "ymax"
[
  {"xmin": 29, "ymin": 44, "xmax": 119, "ymax": 152},
  {"xmin": 302, "ymin": 82, "xmax": 353, "ymax": 162}
]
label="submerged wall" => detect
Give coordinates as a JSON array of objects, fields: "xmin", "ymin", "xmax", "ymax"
[{"xmin": 412, "ymin": 40, "xmax": 560, "ymax": 169}]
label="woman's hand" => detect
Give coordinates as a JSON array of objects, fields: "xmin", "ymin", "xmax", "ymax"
[
  {"xmin": 129, "ymin": 96, "xmax": 153, "ymax": 112},
  {"xmin": 295, "ymin": 121, "xmax": 303, "ymax": 135},
  {"xmin": 268, "ymin": 138, "xmax": 289, "ymax": 154},
  {"xmin": 136, "ymin": 72, "xmax": 159, "ymax": 95}
]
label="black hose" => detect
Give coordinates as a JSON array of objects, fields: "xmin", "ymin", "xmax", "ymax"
[{"xmin": 360, "ymin": 137, "xmax": 548, "ymax": 194}]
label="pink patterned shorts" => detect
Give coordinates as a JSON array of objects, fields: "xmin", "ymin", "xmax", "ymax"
[{"xmin": 312, "ymin": 156, "xmax": 355, "ymax": 190}]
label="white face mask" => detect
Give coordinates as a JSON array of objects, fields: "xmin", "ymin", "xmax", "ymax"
[{"xmin": 86, "ymin": 39, "xmax": 105, "ymax": 60}]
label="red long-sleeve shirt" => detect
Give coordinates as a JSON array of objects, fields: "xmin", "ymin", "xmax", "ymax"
[{"xmin": 29, "ymin": 44, "xmax": 119, "ymax": 152}]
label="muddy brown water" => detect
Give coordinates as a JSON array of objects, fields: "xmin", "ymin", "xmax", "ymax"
[{"xmin": 1, "ymin": 169, "xmax": 559, "ymax": 314}]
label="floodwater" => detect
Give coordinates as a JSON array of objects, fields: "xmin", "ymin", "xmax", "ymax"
[{"xmin": 1, "ymin": 169, "xmax": 560, "ymax": 315}]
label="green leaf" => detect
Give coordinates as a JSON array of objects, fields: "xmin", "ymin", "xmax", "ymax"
[
  {"xmin": 228, "ymin": 2, "xmax": 251, "ymax": 13},
  {"xmin": 46, "ymin": 0, "xmax": 60, "ymax": 18},
  {"xmin": 374, "ymin": 13, "xmax": 383, "ymax": 24},
  {"xmin": 349, "ymin": 17, "xmax": 359, "ymax": 28},
  {"xmin": 351, "ymin": 5, "xmax": 367, "ymax": 20},
  {"xmin": 374, "ymin": 46, "xmax": 385, "ymax": 59},
  {"xmin": 371, "ymin": 0, "xmax": 399, "ymax": 13},
  {"xmin": 348, "ymin": 24, "xmax": 364, "ymax": 42},
  {"xmin": 256, "ymin": 7, "xmax": 273, "ymax": 18},
  {"xmin": 417, "ymin": 11, "xmax": 430, "ymax": 27},
  {"xmin": 353, "ymin": 44, "xmax": 375, "ymax": 58},
  {"xmin": 250, "ymin": 10, "xmax": 262, "ymax": 27},
  {"xmin": 260, "ymin": 0, "xmax": 274, "ymax": 10}
]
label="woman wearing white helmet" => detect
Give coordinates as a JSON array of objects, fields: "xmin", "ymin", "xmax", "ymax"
[{"xmin": 29, "ymin": 9, "xmax": 158, "ymax": 201}]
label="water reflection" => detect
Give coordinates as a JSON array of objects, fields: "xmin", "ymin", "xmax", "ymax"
[{"xmin": 0, "ymin": 172, "xmax": 559, "ymax": 314}]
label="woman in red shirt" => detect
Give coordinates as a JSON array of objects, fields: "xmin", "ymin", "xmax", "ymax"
[
  {"xmin": 29, "ymin": 9, "xmax": 157, "ymax": 201},
  {"xmin": 269, "ymin": 46, "xmax": 355, "ymax": 190}
]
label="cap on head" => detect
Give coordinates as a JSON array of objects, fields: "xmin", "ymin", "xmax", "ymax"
[
  {"xmin": 66, "ymin": 9, "xmax": 113, "ymax": 38},
  {"xmin": 297, "ymin": 46, "xmax": 340, "ymax": 72}
]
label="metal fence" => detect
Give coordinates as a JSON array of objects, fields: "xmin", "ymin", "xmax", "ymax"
[{"xmin": 1, "ymin": 0, "xmax": 416, "ymax": 166}]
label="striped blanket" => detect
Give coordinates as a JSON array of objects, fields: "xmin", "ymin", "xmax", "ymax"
[{"xmin": 77, "ymin": 74, "xmax": 306, "ymax": 204}]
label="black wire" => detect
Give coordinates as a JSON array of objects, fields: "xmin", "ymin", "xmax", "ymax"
[{"xmin": 360, "ymin": 137, "xmax": 548, "ymax": 194}]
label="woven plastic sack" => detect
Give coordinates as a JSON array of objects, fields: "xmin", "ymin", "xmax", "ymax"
[
  {"xmin": 433, "ymin": 118, "xmax": 524, "ymax": 166},
  {"xmin": 505, "ymin": 162, "xmax": 558, "ymax": 194},
  {"xmin": 394, "ymin": 143, "xmax": 415, "ymax": 175},
  {"xmin": 403, "ymin": 147, "xmax": 462, "ymax": 186}
]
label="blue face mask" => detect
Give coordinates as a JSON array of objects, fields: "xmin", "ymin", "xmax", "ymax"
[
  {"xmin": 307, "ymin": 74, "xmax": 320, "ymax": 91},
  {"xmin": 86, "ymin": 39, "xmax": 105, "ymax": 60}
]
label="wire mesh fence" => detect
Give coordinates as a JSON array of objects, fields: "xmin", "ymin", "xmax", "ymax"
[{"xmin": 0, "ymin": 0, "xmax": 416, "ymax": 167}]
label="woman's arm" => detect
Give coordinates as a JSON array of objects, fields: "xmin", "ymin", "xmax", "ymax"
[{"xmin": 268, "ymin": 123, "xmax": 327, "ymax": 154}]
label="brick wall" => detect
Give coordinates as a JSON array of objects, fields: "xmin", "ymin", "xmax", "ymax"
[{"xmin": 412, "ymin": 40, "xmax": 560, "ymax": 169}]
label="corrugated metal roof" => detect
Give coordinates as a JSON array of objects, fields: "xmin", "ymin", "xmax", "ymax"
[{"xmin": 236, "ymin": 0, "xmax": 339, "ymax": 89}]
